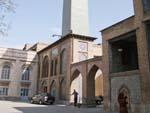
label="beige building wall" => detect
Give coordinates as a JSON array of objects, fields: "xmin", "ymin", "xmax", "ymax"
[
  {"xmin": 72, "ymin": 38, "xmax": 102, "ymax": 63},
  {"xmin": 0, "ymin": 47, "xmax": 38, "ymax": 100}
]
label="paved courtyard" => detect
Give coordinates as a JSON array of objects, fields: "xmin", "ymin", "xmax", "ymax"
[{"xmin": 0, "ymin": 101, "xmax": 118, "ymax": 113}]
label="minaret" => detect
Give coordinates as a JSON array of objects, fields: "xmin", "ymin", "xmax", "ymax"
[{"xmin": 62, "ymin": 0, "xmax": 89, "ymax": 36}]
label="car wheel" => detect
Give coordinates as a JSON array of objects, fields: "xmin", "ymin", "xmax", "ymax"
[
  {"xmin": 96, "ymin": 100, "xmax": 101, "ymax": 105},
  {"xmin": 30, "ymin": 100, "xmax": 34, "ymax": 104},
  {"xmin": 39, "ymin": 100, "xmax": 42, "ymax": 105},
  {"xmin": 50, "ymin": 101, "xmax": 54, "ymax": 105}
]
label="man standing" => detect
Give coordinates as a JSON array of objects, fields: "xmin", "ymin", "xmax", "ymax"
[{"xmin": 72, "ymin": 89, "xmax": 78, "ymax": 106}]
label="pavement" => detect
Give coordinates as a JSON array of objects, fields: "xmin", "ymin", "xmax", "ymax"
[{"xmin": 0, "ymin": 100, "xmax": 118, "ymax": 113}]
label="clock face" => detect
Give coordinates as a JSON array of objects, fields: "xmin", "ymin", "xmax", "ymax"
[{"xmin": 79, "ymin": 42, "xmax": 88, "ymax": 52}]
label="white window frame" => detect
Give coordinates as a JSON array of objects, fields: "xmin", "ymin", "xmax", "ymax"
[
  {"xmin": 20, "ymin": 87, "xmax": 29, "ymax": 97},
  {"xmin": 22, "ymin": 68, "xmax": 30, "ymax": 80},
  {"xmin": 1, "ymin": 65, "xmax": 10, "ymax": 80},
  {"xmin": 0, "ymin": 87, "xmax": 8, "ymax": 96}
]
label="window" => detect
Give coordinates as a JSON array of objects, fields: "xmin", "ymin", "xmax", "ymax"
[
  {"xmin": 60, "ymin": 49, "xmax": 67, "ymax": 74},
  {"xmin": 51, "ymin": 60, "xmax": 54, "ymax": 76},
  {"xmin": 143, "ymin": 0, "xmax": 150, "ymax": 12},
  {"xmin": 109, "ymin": 32, "xmax": 139, "ymax": 73},
  {"xmin": 0, "ymin": 87, "xmax": 8, "ymax": 96},
  {"xmin": 54, "ymin": 59, "xmax": 58, "ymax": 75},
  {"xmin": 22, "ymin": 68, "xmax": 30, "ymax": 80},
  {"xmin": 42, "ymin": 56, "xmax": 49, "ymax": 78},
  {"xmin": 1, "ymin": 65, "xmax": 10, "ymax": 79},
  {"xmin": 20, "ymin": 88, "xmax": 29, "ymax": 97},
  {"xmin": 50, "ymin": 58, "xmax": 58, "ymax": 76}
]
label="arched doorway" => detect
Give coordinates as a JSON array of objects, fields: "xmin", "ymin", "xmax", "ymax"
[
  {"xmin": 50, "ymin": 80, "xmax": 57, "ymax": 97},
  {"xmin": 70, "ymin": 69, "xmax": 82, "ymax": 103},
  {"xmin": 87, "ymin": 65, "xmax": 103, "ymax": 104},
  {"xmin": 118, "ymin": 86, "xmax": 131, "ymax": 112},
  {"xmin": 40, "ymin": 80, "xmax": 48, "ymax": 93},
  {"xmin": 60, "ymin": 79, "xmax": 66, "ymax": 100}
]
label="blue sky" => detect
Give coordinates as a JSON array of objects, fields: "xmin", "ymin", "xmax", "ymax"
[{"xmin": 0, "ymin": 0, "xmax": 134, "ymax": 49}]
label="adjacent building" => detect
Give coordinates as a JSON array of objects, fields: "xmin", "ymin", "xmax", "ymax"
[
  {"xmin": 101, "ymin": 0, "xmax": 150, "ymax": 112},
  {"xmin": 37, "ymin": 34, "xmax": 102, "ymax": 103},
  {"xmin": 36, "ymin": 0, "xmax": 102, "ymax": 104},
  {"xmin": 1, "ymin": 0, "xmax": 150, "ymax": 113},
  {"xmin": 0, "ymin": 43, "xmax": 47, "ymax": 100}
]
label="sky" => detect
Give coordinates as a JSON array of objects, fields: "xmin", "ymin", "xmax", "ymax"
[{"xmin": 0, "ymin": 0, "xmax": 134, "ymax": 49}]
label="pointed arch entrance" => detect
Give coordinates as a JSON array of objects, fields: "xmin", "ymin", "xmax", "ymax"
[
  {"xmin": 70, "ymin": 69, "xmax": 82, "ymax": 103},
  {"xmin": 50, "ymin": 80, "xmax": 57, "ymax": 97},
  {"xmin": 60, "ymin": 79, "xmax": 66, "ymax": 100},
  {"xmin": 118, "ymin": 85, "xmax": 131, "ymax": 112},
  {"xmin": 87, "ymin": 65, "xmax": 103, "ymax": 104}
]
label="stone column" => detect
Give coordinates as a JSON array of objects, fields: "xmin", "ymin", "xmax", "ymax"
[
  {"xmin": 102, "ymin": 39, "xmax": 111, "ymax": 111},
  {"xmin": 82, "ymin": 63, "xmax": 88, "ymax": 105}
]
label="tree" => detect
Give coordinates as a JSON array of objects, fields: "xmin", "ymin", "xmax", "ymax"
[{"xmin": 0, "ymin": 0, "xmax": 15, "ymax": 36}]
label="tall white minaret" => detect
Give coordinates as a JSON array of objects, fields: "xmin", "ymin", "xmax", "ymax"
[{"xmin": 62, "ymin": 0, "xmax": 89, "ymax": 36}]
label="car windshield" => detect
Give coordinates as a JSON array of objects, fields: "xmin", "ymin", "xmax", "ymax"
[
  {"xmin": 40, "ymin": 93, "xmax": 48, "ymax": 96},
  {"xmin": 33, "ymin": 93, "xmax": 48, "ymax": 97}
]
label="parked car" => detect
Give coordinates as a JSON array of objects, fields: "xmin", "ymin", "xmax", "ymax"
[
  {"xmin": 29, "ymin": 93, "xmax": 55, "ymax": 105},
  {"xmin": 95, "ymin": 95, "xmax": 103, "ymax": 105}
]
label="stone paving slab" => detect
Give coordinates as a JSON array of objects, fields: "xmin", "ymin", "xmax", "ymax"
[{"xmin": 0, "ymin": 101, "xmax": 118, "ymax": 113}]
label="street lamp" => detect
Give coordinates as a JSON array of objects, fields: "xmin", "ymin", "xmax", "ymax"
[{"xmin": 52, "ymin": 34, "xmax": 62, "ymax": 38}]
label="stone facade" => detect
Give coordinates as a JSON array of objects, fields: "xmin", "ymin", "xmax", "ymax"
[
  {"xmin": 101, "ymin": 0, "xmax": 150, "ymax": 112},
  {"xmin": 1, "ymin": 1, "xmax": 150, "ymax": 112},
  {"xmin": 0, "ymin": 43, "xmax": 47, "ymax": 100},
  {"xmin": 37, "ymin": 34, "xmax": 102, "ymax": 104},
  {"xmin": 0, "ymin": 47, "xmax": 37, "ymax": 100},
  {"xmin": 70, "ymin": 56, "xmax": 103, "ymax": 105}
]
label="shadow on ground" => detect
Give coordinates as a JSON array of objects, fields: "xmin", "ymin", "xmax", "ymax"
[{"xmin": 14, "ymin": 105, "xmax": 118, "ymax": 113}]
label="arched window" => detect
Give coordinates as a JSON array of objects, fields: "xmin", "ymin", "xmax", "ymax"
[
  {"xmin": 54, "ymin": 58, "xmax": 58, "ymax": 75},
  {"xmin": 1, "ymin": 65, "xmax": 11, "ymax": 79},
  {"xmin": 60, "ymin": 49, "xmax": 67, "ymax": 74},
  {"xmin": 50, "ymin": 60, "xmax": 54, "ymax": 76},
  {"xmin": 22, "ymin": 67, "xmax": 30, "ymax": 80},
  {"xmin": 42, "ymin": 56, "xmax": 49, "ymax": 78}
]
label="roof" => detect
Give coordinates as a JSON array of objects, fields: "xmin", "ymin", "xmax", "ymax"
[
  {"xmin": 38, "ymin": 33, "xmax": 97, "ymax": 54},
  {"xmin": 101, "ymin": 15, "xmax": 135, "ymax": 32}
]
